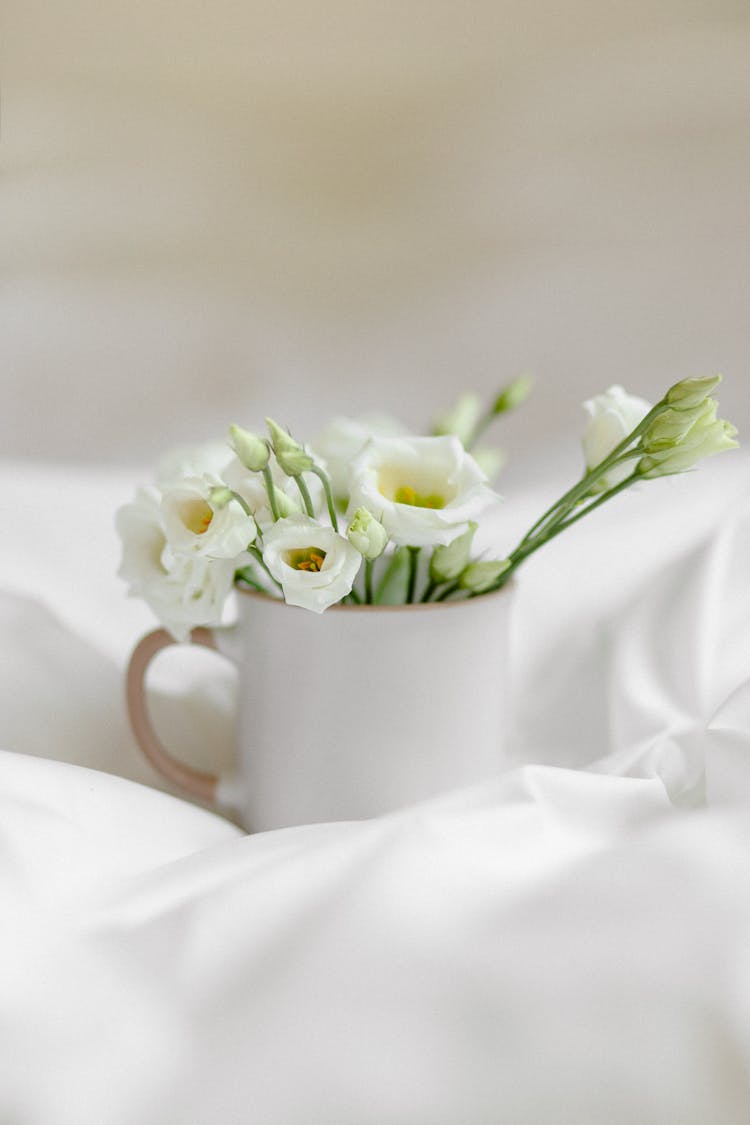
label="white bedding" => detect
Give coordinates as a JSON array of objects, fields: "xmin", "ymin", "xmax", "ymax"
[{"xmin": 3, "ymin": 451, "xmax": 750, "ymax": 1122}]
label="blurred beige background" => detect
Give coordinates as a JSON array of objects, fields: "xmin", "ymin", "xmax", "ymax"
[{"xmin": 2, "ymin": 1, "xmax": 749, "ymax": 468}]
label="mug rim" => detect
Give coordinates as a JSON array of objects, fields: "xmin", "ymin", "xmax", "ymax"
[{"xmin": 236, "ymin": 577, "xmax": 515, "ymax": 612}]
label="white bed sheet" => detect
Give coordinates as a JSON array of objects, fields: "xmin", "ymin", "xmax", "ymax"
[{"xmin": 2, "ymin": 451, "xmax": 750, "ymax": 1123}]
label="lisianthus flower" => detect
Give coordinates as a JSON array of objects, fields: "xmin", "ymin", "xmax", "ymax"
[
  {"xmin": 261, "ymin": 515, "xmax": 361, "ymax": 612},
  {"xmin": 347, "ymin": 435, "xmax": 497, "ymax": 547},
  {"xmin": 115, "ymin": 487, "xmax": 237, "ymax": 640},
  {"xmin": 314, "ymin": 414, "xmax": 406, "ymax": 501},
  {"xmin": 581, "ymin": 385, "xmax": 653, "ymax": 490},
  {"xmin": 160, "ymin": 476, "xmax": 257, "ymax": 559}
]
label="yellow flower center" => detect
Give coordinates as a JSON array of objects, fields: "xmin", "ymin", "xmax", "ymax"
[
  {"xmin": 377, "ymin": 467, "xmax": 453, "ymax": 509},
  {"xmin": 285, "ymin": 547, "xmax": 327, "ymax": 573},
  {"xmin": 393, "ymin": 485, "xmax": 446, "ymax": 509},
  {"xmin": 179, "ymin": 497, "xmax": 214, "ymax": 535}
]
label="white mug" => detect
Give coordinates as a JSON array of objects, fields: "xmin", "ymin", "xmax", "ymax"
[{"xmin": 126, "ymin": 586, "xmax": 514, "ymax": 832}]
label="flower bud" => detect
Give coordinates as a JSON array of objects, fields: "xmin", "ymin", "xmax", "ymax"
[
  {"xmin": 273, "ymin": 488, "xmax": 300, "ymax": 519},
  {"xmin": 492, "ymin": 373, "xmax": 534, "ymax": 415},
  {"xmin": 638, "ymin": 416, "xmax": 737, "ymax": 481},
  {"xmin": 346, "ymin": 507, "xmax": 388, "ymax": 559},
  {"xmin": 266, "ymin": 418, "xmax": 314, "ymax": 476},
  {"xmin": 228, "ymin": 425, "xmax": 270, "ymax": 472},
  {"xmin": 429, "ymin": 522, "xmax": 477, "ymax": 583},
  {"xmin": 208, "ymin": 485, "xmax": 234, "ymax": 510},
  {"xmin": 642, "ymin": 399, "xmax": 713, "ymax": 453},
  {"xmin": 433, "ymin": 393, "xmax": 482, "ymax": 446},
  {"xmin": 665, "ymin": 375, "xmax": 723, "ymax": 411},
  {"xmin": 458, "ymin": 558, "xmax": 510, "ymax": 593}
]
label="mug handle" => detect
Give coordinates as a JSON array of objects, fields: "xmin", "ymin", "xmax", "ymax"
[{"xmin": 126, "ymin": 626, "xmax": 232, "ymax": 806}]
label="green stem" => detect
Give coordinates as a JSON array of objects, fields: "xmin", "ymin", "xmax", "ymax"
[
  {"xmin": 227, "ymin": 490, "xmax": 254, "ymax": 518},
  {"xmin": 235, "ymin": 567, "xmax": 273, "ymax": 595},
  {"xmin": 294, "ymin": 474, "xmax": 316, "ymax": 518},
  {"xmin": 421, "ymin": 577, "xmax": 439, "ymax": 603},
  {"xmin": 516, "ymin": 445, "xmax": 647, "ymax": 549},
  {"xmin": 365, "ymin": 559, "xmax": 374, "ymax": 604},
  {"xmin": 434, "ymin": 581, "xmax": 460, "ymax": 602},
  {"xmin": 493, "ymin": 471, "xmax": 639, "ymax": 590},
  {"xmin": 309, "ymin": 464, "xmax": 339, "ymax": 531},
  {"xmin": 262, "ymin": 465, "xmax": 280, "ymax": 522},
  {"xmin": 248, "ymin": 545, "xmax": 282, "ymax": 591},
  {"xmin": 513, "ymin": 399, "xmax": 669, "ymax": 549},
  {"xmin": 406, "ymin": 547, "xmax": 420, "ymax": 604},
  {"xmin": 544, "ymin": 472, "xmax": 638, "ymax": 537},
  {"xmin": 345, "ymin": 587, "xmax": 363, "ymax": 604}
]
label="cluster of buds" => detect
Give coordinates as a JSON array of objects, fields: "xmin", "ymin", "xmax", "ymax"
[{"xmin": 638, "ymin": 376, "xmax": 738, "ymax": 478}]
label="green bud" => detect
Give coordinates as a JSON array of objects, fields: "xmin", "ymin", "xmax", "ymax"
[
  {"xmin": 429, "ymin": 522, "xmax": 477, "ymax": 583},
  {"xmin": 273, "ymin": 488, "xmax": 300, "ymax": 518},
  {"xmin": 639, "ymin": 402, "xmax": 738, "ymax": 477},
  {"xmin": 347, "ymin": 507, "xmax": 388, "ymax": 559},
  {"xmin": 665, "ymin": 375, "xmax": 722, "ymax": 411},
  {"xmin": 642, "ymin": 399, "xmax": 715, "ymax": 453},
  {"xmin": 433, "ymin": 393, "xmax": 482, "ymax": 446},
  {"xmin": 458, "ymin": 558, "xmax": 511, "ymax": 593},
  {"xmin": 492, "ymin": 373, "xmax": 534, "ymax": 415},
  {"xmin": 228, "ymin": 425, "xmax": 270, "ymax": 472},
  {"xmin": 266, "ymin": 418, "xmax": 314, "ymax": 476},
  {"xmin": 208, "ymin": 486, "xmax": 234, "ymax": 510}
]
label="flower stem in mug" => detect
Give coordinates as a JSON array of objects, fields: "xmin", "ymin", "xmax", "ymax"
[
  {"xmin": 365, "ymin": 558, "xmax": 375, "ymax": 604},
  {"xmin": 375, "ymin": 546, "xmax": 410, "ymax": 604},
  {"xmin": 247, "ymin": 545, "xmax": 283, "ymax": 591},
  {"xmin": 406, "ymin": 547, "xmax": 421, "ymax": 604},
  {"xmin": 235, "ymin": 566, "xmax": 273, "ymax": 595}
]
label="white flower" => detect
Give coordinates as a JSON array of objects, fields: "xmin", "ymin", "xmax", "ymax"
[
  {"xmin": 347, "ymin": 435, "xmax": 498, "ymax": 547},
  {"xmin": 314, "ymin": 414, "xmax": 406, "ymax": 500},
  {"xmin": 261, "ymin": 515, "xmax": 362, "ymax": 612},
  {"xmin": 582, "ymin": 385, "xmax": 653, "ymax": 490},
  {"xmin": 160, "ymin": 476, "xmax": 257, "ymax": 559},
  {"xmin": 115, "ymin": 487, "xmax": 237, "ymax": 640}
]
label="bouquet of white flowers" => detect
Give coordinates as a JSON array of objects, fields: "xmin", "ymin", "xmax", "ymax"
[{"xmin": 117, "ymin": 375, "xmax": 737, "ymax": 639}]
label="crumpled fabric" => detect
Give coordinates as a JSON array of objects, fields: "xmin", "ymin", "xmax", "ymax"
[{"xmin": 2, "ymin": 451, "xmax": 750, "ymax": 1124}]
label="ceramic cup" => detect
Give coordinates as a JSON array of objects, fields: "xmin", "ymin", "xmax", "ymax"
[{"xmin": 126, "ymin": 586, "xmax": 514, "ymax": 832}]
